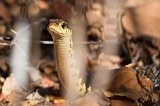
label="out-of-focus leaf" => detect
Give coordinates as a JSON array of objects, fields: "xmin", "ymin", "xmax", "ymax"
[
  {"xmin": 51, "ymin": 0, "xmax": 73, "ymax": 21},
  {"xmin": 0, "ymin": 2, "xmax": 12, "ymax": 23},
  {"xmin": 108, "ymin": 67, "xmax": 153, "ymax": 100},
  {"xmin": 123, "ymin": 0, "xmax": 160, "ymax": 39}
]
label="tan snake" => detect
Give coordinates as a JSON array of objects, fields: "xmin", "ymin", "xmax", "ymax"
[{"xmin": 48, "ymin": 19, "xmax": 91, "ymax": 97}]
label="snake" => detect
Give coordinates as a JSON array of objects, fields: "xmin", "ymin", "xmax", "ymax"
[
  {"xmin": 48, "ymin": 19, "xmax": 91, "ymax": 97},
  {"xmin": 48, "ymin": 19, "xmax": 76, "ymax": 90}
]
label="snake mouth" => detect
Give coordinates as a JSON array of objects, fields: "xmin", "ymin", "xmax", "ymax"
[
  {"xmin": 49, "ymin": 27, "xmax": 59, "ymax": 34},
  {"xmin": 48, "ymin": 27, "xmax": 64, "ymax": 38}
]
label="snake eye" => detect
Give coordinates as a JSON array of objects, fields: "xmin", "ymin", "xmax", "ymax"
[{"xmin": 61, "ymin": 23, "xmax": 66, "ymax": 29}]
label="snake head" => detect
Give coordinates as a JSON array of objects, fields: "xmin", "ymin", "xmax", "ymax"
[{"xmin": 48, "ymin": 19, "xmax": 72, "ymax": 39}]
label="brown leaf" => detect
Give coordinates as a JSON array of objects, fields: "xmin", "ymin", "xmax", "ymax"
[
  {"xmin": 73, "ymin": 94, "xmax": 100, "ymax": 106},
  {"xmin": 123, "ymin": 0, "xmax": 160, "ymax": 39},
  {"xmin": 51, "ymin": 0, "xmax": 73, "ymax": 21},
  {"xmin": 111, "ymin": 99, "xmax": 134, "ymax": 106},
  {"xmin": 38, "ymin": 0, "xmax": 49, "ymax": 10},
  {"xmin": 108, "ymin": 67, "xmax": 153, "ymax": 100},
  {"xmin": 4, "ymin": 91, "xmax": 28, "ymax": 105},
  {"xmin": 0, "ymin": 2, "xmax": 12, "ymax": 23},
  {"xmin": 53, "ymin": 103, "xmax": 66, "ymax": 106}
]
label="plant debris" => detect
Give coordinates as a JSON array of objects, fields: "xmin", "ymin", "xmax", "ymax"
[{"xmin": 0, "ymin": 0, "xmax": 160, "ymax": 106}]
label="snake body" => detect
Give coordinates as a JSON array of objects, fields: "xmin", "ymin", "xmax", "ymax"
[
  {"xmin": 54, "ymin": 35, "xmax": 76, "ymax": 89},
  {"xmin": 48, "ymin": 19, "xmax": 78, "ymax": 92},
  {"xmin": 48, "ymin": 19, "xmax": 91, "ymax": 98}
]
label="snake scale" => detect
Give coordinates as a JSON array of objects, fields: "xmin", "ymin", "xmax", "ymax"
[{"xmin": 48, "ymin": 19, "xmax": 91, "ymax": 97}]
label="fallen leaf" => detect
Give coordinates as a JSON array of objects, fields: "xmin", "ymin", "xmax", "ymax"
[
  {"xmin": 108, "ymin": 67, "xmax": 153, "ymax": 100},
  {"xmin": 123, "ymin": 0, "xmax": 160, "ymax": 39}
]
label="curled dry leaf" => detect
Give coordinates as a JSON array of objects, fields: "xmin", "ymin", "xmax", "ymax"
[{"xmin": 108, "ymin": 67, "xmax": 153, "ymax": 101}]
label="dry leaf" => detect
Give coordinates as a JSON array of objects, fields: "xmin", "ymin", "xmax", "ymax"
[
  {"xmin": 52, "ymin": 0, "xmax": 73, "ymax": 21},
  {"xmin": 73, "ymin": 95, "xmax": 100, "ymax": 106},
  {"xmin": 2, "ymin": 74, "xmax": 25, "ymax": 96},
  {"xmin": 123, "ymin": 0, "xmax": 160, "ymax": 39},
  {"xmin": 111, "ymin": 99, "xmax": 134, "ymax": 106},
  {"xmin": 108, "ymin": 67, "xmax": 153, "ymax": 100},
  {"xmin": 0, "ymin": 2, "xmax": 12, "ymax": 23}
]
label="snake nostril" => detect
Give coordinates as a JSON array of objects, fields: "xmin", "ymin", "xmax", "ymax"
[{"xmin": 54, "ymin": 19, "xmax": 59, "ymax": 24}]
